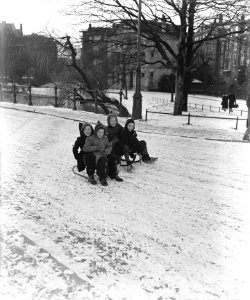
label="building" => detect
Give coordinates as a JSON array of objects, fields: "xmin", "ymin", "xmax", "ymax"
[
  {"xmin": 0, "ymin": 21, "xmax": 57, "ymax": 85},
  {"xmin": 195, "ymin": 15, "xmax": 250, "ymax": 91},
  {"xmin": 0, "ymin": 21, "xmax": 23, "ymax": 84},
  {"xmin": 80, "ymin": 20, "xmax": 178, "ymax": 91}
]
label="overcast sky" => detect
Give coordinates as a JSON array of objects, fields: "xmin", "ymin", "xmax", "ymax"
[{"xmin": 0, "ymin": 0, "xmax": 84, "ymax": 37}]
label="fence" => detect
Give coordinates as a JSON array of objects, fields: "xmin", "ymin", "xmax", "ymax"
[
  {"xmin": 0, "ymin": 84, "xmax": 126, "ymax": 114},
  {"xmin": 145, "ymin": 109, "xmax": 248, "ymax": 130},
  {"xmin": 0, "ymin": 84, "xmax": 60, "ymax": 107},
  {"xmin": 152, "ymin": 97, "xmax": 248, "ymax": 116}
]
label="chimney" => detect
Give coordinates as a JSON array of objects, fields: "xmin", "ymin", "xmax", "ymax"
[{"xmin": 20, "ymin": 24, "xmax": 23, "ymax": 35}]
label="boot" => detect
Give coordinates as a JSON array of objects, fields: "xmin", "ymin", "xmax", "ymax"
[
  {"xmin": 88, "ymin": 175, "xmax": 97, "ymax": 185},
  {"xmin": 110, "ymin": 173, "xmax": 124, "ymax": 182},
  {"xmin": 114, "ymin": 175, "xmax": 123, "ymax": 182},
  {"xmin": 100, "ymin": 178, "xmax": 108, "ymax": 186},
  {"xmin": 141, "ymin": 148, "xmax": 150, "ymax": 162}
]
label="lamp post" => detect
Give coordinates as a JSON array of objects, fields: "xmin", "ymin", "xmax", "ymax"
[{"xmin": 132, "ymin": 0, "xmax": 142, "ymax": 120}]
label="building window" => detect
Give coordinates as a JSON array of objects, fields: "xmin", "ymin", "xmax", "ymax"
[
  {"xmin": 150, "ymin": 72, "xmax": 153, "ymax": 78},
  {"xmin": 141, "ymin": 73, "xmax": 145, "ymax": 78},
  {"xmin": 151, "ymin": 52, "xmax": 154, "ymax": 57}
]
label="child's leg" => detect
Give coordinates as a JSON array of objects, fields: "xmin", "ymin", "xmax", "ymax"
[
  {"xmin": 107, "ymin": 154, "xmax": 122, "ymax": 179},
  {"xmin": 136, "ymin": 140, "xmax": 150, "ymax": 162},
  {"xmin": 77, "ymin": 158, "xmax": 86, "ymax": 172},
  {"xmin": 122, "ymin": 145, "xmax": 131, "ymax": 165},
  {"xmin": 84, "ymin": 153, "xmax": 96, "ymax": 175},
  {"xmin": 96, "ymin": 156, "xmax": 108, "ymax": 180}
]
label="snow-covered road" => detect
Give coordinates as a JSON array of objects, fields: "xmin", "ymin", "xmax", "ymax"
[{"xmin": 1, "ymin": 104, "xmax": 250, "ymax": 300}]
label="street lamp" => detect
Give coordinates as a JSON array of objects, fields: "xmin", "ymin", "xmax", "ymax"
[{"xmin": 132, "ymin": 0, "xmax": 142, "ymax": 119}]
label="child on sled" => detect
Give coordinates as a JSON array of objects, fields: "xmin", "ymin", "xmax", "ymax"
[
  {"xmin": 82, "ymin": 122, "xmax": 123, "ymax": 186},
  {"xmin": 113, "ymin": 118, "xmax": 156, "ymax": 171},
  {"xmin": 72, "ymin": 122, "xmax": 98, "ymax": 184},
  {"xmin": 106, "ymin": 114, "xmax": 123, "ymax": 151}
]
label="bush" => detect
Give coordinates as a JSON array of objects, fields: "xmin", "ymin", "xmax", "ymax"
[{"xmin": 158, "ymin": 74, "xmax": 175, "ymax": 92}]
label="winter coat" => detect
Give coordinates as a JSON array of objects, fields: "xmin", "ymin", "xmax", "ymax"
[
  {"xmin": 221, "ymin": 95, "xmax": 229, "ymax": 109},
  {"xmin": 83, "ymin": 129, "xmax": 112, "ymax": 164},
  {"xmin": 118, "ymin": 119, "xmax": 143, "ymax": 152},
  {"xmin": 106, "ymin": 114, "xmax": 123, "ymax": 149},
  {"xmin": 228, "ymin": 93, "xmax": 236, "ymax": 108},
  {"xmin": 72, "ymin": 123, "xmax": 94, "ymax": 161},
  {"xmin": 106, "ymin": 124, "xmax": 123, "ymax": 148}
]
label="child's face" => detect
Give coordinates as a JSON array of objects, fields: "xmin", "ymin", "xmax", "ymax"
[
  {"xmin": 97, "ymin": 128, "xmax": 105, "ymax": 139},
  {"xmin": 127, "ymin": 123, "xmax": 135, "ymax": 132},
  {"xmin": 83, "ymin": 126, "xmax": 92, "ymax": 137},
  {"xmin": 109, "ymin": 117, "xmax": 117, "ymax": 127}
]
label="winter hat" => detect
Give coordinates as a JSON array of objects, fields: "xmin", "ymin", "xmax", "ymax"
[
  {"xmin": 125, "ymin": 118, "xmax": 135, "ymax": 129},
  {"xmin": 80, "ymin": 122, "xmax": 94, "ymax": 136},
  {"xmin": 107, "ymin": 113, "xmax": 118, "ymax": 126},
  {"xmin": 94, "ymin": 121, "xmax": 106, "ymax": 135}
]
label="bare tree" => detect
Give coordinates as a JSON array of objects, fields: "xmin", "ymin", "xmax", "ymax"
[
  {"xmin": 50, "ymin": 35, "xmax": 131, "ymax": 116},
  {"xmin": 66, "ymin": 0, "xmax": 248, "ymax": 115}
]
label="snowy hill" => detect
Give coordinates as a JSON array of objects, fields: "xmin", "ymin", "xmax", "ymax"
[{"xmin": 0, "ymin": 96, "xmax": 250, "ymax": 300}]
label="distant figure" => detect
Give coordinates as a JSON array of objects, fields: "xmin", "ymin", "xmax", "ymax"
[
  {"xmin": 228, "ymin": 92, "xmax": 237, "ymax": 112},
  {"xmin": 243, "ymin": 92, "xmax": 250, "ymax": 141},
  {"xmin": 221, "ymin": 94, "xmax": 229, "ymax": 111}
]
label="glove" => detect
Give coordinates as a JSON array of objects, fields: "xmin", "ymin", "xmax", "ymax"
[{"xmin": 96, "ymin": 145, "xmax": 105, "ymax": 152}]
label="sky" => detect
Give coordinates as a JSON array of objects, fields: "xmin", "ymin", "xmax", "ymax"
[{"xmin": 0, "ymin": 0, "xmax": 84, "ymax": 37}]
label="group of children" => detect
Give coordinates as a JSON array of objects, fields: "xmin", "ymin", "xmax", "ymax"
[{"xmin": 72, "ymin": 114, "xmax": 155, "ymax": 186}]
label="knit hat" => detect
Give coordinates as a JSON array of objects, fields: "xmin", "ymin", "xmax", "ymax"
[
  {"xmin": 80, "ymin": 122, "xmax": 94, "ymax": 136},
  {"xmin": 94, "ymin": 121, "xmax": 106, "ymax": 135},
  {"xmin": 107, "ymin": 114, "xmax": 118, "ymax": 126},
  {"xmin": 125, "ymin": 118, "xmax": 135, "ymax": 129}
]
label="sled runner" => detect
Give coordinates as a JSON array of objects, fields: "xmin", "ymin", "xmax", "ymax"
[
  {"xmin": 144, "ymin": 157, "xmax": 158, "ymax": 164},
  {"xmin": 72, "ymin": 165, "xmax": 89, "ymax": 179},
  {"xmin": 120, "ymin": 153, "xmax": 141, "ymax": 166}
]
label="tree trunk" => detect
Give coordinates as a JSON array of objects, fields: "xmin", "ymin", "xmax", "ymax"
[
  {"xmin": 182, "ymin": 71, "xmax": 190, "ymax": 112},
  {"xmin": 174, "ymin": 70, "xmax": 184, "ymax": 115}
]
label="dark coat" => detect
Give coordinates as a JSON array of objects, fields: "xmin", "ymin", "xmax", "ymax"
[
  {"xmin": 221, "ymin": 95, "xmax": 229, "ymax": 109},
  {"xmin": 72, "ymin": 123, "xmax": 94, "ymax": 171},
  {"xmin": 228, "ymin": 93, "xmax": 236, "ymax": 108},
  {"xmin": 73, "ymin": 135, "xmax": 89, "ymax": 160},
  {"xmin": 73, "ymin": 123, "xmax": 94, "ymax": 158},
  {"xmin": 119, "ymin": 127, "xmax": 138, "ymax": 150},
  {"xmin": 106, "ymin": 124, "xmax": 123, "ymax": 148}
]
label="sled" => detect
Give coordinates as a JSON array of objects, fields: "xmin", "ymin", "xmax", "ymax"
[
  {"xmin": 72, "ymin": 165, "xmax": 89, "ymax": 179},
  {"xmin": 120, "ymin": 153, "xmax": 142, "ymax": 166}
]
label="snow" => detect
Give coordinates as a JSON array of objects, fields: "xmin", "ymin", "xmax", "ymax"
[{"xmin": 0, "ymin": 91, "xmax": 250, "ymax": 300}]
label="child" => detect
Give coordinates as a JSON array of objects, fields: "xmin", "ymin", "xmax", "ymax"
[
  {"xmin": 116, "ymin": 119, "xmax": 154, "ymax": 171},
  {"xmin": 72, "ymin": 122, "xmax": 97, "ymax": 185},
  {"xmin": 83, "ymin": 122, "xmax": 123, "ymax": 186},
  {"xmin": 106, "ymin": 114, "xmax": 123, "ymax": 153}
]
